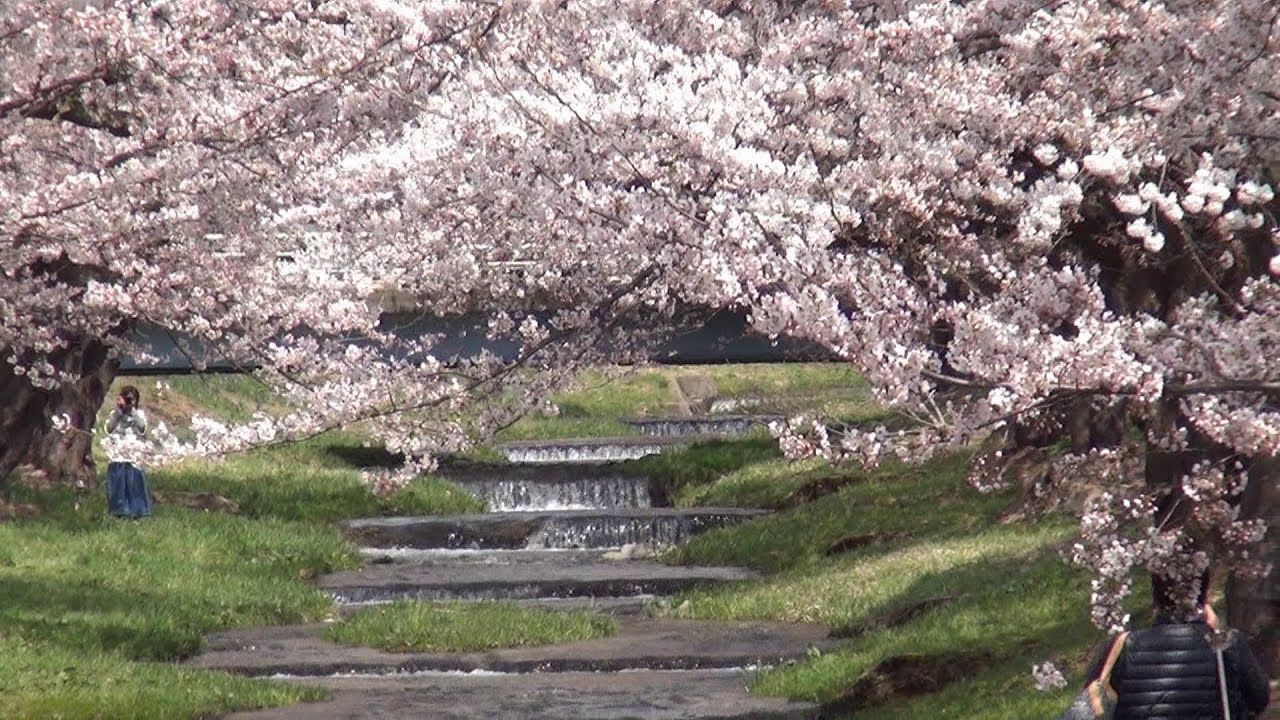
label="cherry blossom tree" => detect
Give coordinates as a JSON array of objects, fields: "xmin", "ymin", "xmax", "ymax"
[
  {"xmin": 4, "ymin": 0, "xmax": 1278, "ymax": 665},
  {"xmin": 0, "ymin": 0, "xmax": 657, "ymax": 488},
  {"xmin": 378, "ymin": 0, "xmax": 1277, "ymax": 657}
]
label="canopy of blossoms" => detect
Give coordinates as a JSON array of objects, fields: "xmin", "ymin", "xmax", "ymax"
[{"xmin": 3, "ymin": 0, "xmax": 1277, "ymax": 634}]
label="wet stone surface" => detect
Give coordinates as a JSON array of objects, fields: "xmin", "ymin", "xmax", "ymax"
[
  {"xmin": 322, "ymin": 550, "xmax": 756, "ymax": 603},
  {"xmin": 221, "ymin": 669, "xmax": 818, "ymax": 720},
  {"xmin": 191, "ymin": 434, "xmax": 822, "ymax": 719},
  {"xmin": 497, "ymin": 436, "xmax": 703, "ymax": 464},
  {"xmin": 192, "ymin": 617, "xmax": 835, "ymax": 677},
  {"xmin": 341, "ymin": 508, "xmax": 767, "ymax": 550},
  {"xmin": 624, "ymin": 415, "xmax": 782, "ymax": 438}
]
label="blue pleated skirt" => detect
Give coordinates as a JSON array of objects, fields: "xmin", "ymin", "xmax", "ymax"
[{"xmin": 107, "ymin": 461, "xmax": 152, "ymax": 518}]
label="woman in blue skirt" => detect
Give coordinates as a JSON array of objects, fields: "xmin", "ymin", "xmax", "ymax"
[{"xmin": 105, "ymin": 385, "xmax": 152, "ymax": 518}]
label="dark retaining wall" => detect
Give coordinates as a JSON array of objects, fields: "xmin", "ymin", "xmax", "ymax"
[{"xmin": 118, "ymin": 309, "xmax": 834, "ymax": 374}]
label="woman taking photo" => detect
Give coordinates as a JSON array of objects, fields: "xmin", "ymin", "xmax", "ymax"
[{"xmin": 104, "ymin": 385, "xmax": 152, "ymax": 518}]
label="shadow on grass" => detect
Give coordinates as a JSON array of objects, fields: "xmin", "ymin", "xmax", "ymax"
[
  {"xmin": 622, "ymin": 436, "xmax": 782, "ymax": 505},
  {"xmin": 748, "ymin": 547, "xmax": 1091, "ymax": 710},
  {"xmin": 0, "ymin": 486, "xmax": 353, "ymax": 667},
  {"xmin": 148, "ymin": 465, "xmax": 392, "ymax": 523},
  {"xmin": 147, "ymin": 456, "xmax": 483, "ymax": 523},
  {"xmin": 324, "ymin": 443, "xmax": 405, "ymax": 469},
  {"xmin": 668, "ymin": 457, "xmax": 1010, "ymax": 573},
  {"xmin": 0, "ymin": 574, "xmax": 211, "ymax": 661}
]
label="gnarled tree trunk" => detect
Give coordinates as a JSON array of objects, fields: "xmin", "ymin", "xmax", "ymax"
[
  {"xmin": 0, "ymin": 337, "xmax": 118, "ymax": 494},
  {"xmin": 1227, "ymin": 455, "xmax": 1278, "ymax": 677}
]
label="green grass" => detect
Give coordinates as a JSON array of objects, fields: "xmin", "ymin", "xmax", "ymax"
[
  {"xmin": 0, "ymin": 642, "xmax": 325, "ymax": 720},
  {"xmin": 835, "ymin": 654, "xmax": 1086, "ymax": 720},
  {"xmin": 0, "ymin": 376, "xmax": 487, "ymax": 718},
  {"xmin": 693, "ymin": 363, "xmax": 882, "ymax": 421},
  {"xmin": 0, "ymin": 484, "xmax": 349, "ymax": 718},
  {"xmin": 147, "ymin": 433, "xmax": 484, "ymax": 524},
  {"xmin": 327, "ymin": 600, "xmax": 617, "ymax": 652},
  {"xmin": 110, "ymin": 374, "xmax": 282, "ymax": 429},
  {"xmin": 694, "ymin": 363, "xmax": 866, "ymax": 397},
  {"xmin": 497, "ymin": 416, "xmax": 640, "ymax": 441},
  {"xmin": 494, "ymin": 369, "xmax": 674, "ymax": 440},
  {"xmin": 494, "ymin": 363, "xmax": 877, "ymax": 440},
  {"xmin": 656, "ymin": 443, "xmax": 1102, "ymax": 718},
  {"xmin": 621, "ymin": 434, "xmax": 782, "ymax": 506},
  {"xmin": 544, "ymin": 369, "xmax": 677, "ymax": 417},
  {"xmin": 669, "ymin": 452, "xmax": 988, "ymax": 570}
]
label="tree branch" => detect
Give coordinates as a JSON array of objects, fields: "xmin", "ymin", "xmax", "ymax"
[{"xmin": 921, "ymin": 369, "xmax": 1280, "ymax": 397}]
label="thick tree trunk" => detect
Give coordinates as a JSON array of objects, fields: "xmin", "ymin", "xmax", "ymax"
[
  {"xmin": 0, "ymin": 337, "xmax": 118, "ymax": 494},
  {"xmin": 1227, "ymin": 455, "xmax": 1279, "ymax": 678}
]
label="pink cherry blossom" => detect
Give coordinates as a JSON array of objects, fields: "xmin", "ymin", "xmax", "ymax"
[{"xmin": 3, "ymin": 0, "xmax": 1277, "ymax": 633}]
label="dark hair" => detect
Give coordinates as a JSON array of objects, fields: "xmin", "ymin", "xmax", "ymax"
[
  {"xmin": 120, "ymin": 385, "xmax": 141, "ymax": 408},
  {"xmin": 1152, "ymin": 569, "xmax": 1211, "ymax": 616}
]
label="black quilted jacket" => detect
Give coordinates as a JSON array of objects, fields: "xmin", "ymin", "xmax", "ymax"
[{"xmin": 1088, "ymin": 619, "xmax": 1270, "ymax": 720}]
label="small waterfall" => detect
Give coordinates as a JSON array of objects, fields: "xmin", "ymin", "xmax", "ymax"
[
  {"xmin": 454, "ymin": 474, "xmax": 651, "ymax": 511},
  {"xmin": 708, "ymin": 397, "xmax": 762, "ymax": 413},
  {"xmin": 624, "ymin": 416, "xmax": 779, "ymax": 437},
  {"xmin": 524, "ymin": 512, "xmax": 749, "ymax": 550},
  {"xmin": 329, "ymin": 580, "xmax": 680, "ymax": 604},
  {"xmin": 500, "ymin": 441, "xmax": 667, "ymax": 464},
  {"xmin": 343, "ymin": 510, "xmax": 765, "ymax": 551},
  {"xmin": 357, "ymin": 547, "xmax": 605, "ymax": 565}
]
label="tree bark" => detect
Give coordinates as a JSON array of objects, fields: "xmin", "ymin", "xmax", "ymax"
[
  {"xmin": 0, "ymin": 337, "xmax": 118, "ymax": 494},
  {"xmin": 1227, "ymin": 455, "xmax": 1279, "ymax": 678}
]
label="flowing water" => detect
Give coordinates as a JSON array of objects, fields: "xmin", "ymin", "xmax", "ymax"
[
  {"xmin": 500, "ymin": 442, "xmax": 667, "ymax": 464},
  {"xmin": 453, "ymin": 474, "xmax": 651, "ymax": 511},
  {"xmin": 624, "ymin": 416, "xmax": 778, "ymax": 437},
  {"xmin": 524, "ymin": 513, "xmax": 744, "ymax": 550}
]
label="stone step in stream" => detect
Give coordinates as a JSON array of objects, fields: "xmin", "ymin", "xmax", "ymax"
[
  {"xmin": 441, "ymin": 464, "xmax": 654, "ymax": 510},
  {"xmin": 220, "ymin": 669, "xmax": 818, "ymax": 720},
  {"xmin": 497, "ymin": 436, "xmax": 693, "ymax": 463},
  {"xmin": 623, "ymin": 415, "xmax": 782, "ymax": 437},
  {"xmin": 325, "ymin": 550, "xmax": 755, "ymax": 604},
  {"xmin": 341, "ymin": 508, "xmax": 766, "ymax": 550},
  {"xmin": 194, "ymin": 617, "xmax": 834, "ymax": 677},
  {"xmin": 493, "ymin": 415, "xmax": 780, "ymax": 464},
  {"xmin": 192, "ymin": 430, "xmax": 825, "ymax": 719}
]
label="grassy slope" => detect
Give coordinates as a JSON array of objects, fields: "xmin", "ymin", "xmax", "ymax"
[
  {"xmin": 1, "ymin": 376, "xmax": 485, "ymax": 719},
  {"xmin": 494, "ymin": 362, "xmax": 874, "ymax": 440},
  {"xmin": 6, "ymin": 364, "xmax": 1107, "ymax": 718},
  {"xmin": 652, "ymin": 442, "xmax": 1099, "ymax": 718},
  {"xmin": 105, "ymin": 377, "xmax": 485, "ymax": 522},
  {"xmin": 145, "ymin": 433, "xmax": 483, "ymax": 523},
  {"xmin": 0, "ymin": 485, "xmax": 340, "ymax": 719}
]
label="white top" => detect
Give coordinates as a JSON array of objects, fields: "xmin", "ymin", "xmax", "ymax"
[
  {"xmin": 105, "ymin": 407, "xmax": 148, "ymax": 463},
  {"xmin": 106, "ymin": 407, "xmax": 148, "ymax": 437}
]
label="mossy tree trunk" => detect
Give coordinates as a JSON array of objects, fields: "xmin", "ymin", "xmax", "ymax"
[
  {"xmin": 1226, "ymin": 455, "xmax": 1278, "ymax": 676},
  {"xmin": 0, "ymin": 338, "xmax": 118, "ymax": 495}
]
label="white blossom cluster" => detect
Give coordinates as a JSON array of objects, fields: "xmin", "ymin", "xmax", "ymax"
[{"xmin": 1032, "ymin": 661, "xmax": 1068, "ymax": 692}]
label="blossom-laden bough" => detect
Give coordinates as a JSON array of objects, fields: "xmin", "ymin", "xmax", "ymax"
[{"xmin": 3, "ymin": 0, "xmax": 1277, "ymax": 665}]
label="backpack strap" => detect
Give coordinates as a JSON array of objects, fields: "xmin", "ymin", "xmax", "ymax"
[{"xmin": 1088, "ymin": 632, "xmax": 1130, "ymax": 714}]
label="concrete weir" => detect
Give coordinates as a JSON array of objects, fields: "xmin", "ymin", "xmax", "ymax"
[
  {"xmin": 624, "ymin": 415, "xmax": 782, "ymax": 437},
  {"xmin": 194, "ymin": 617, "xmax": 835, "ymax": 677},
  {"xmin": 341, "ymin": 508, "xmax": 767, "ymax": 550},
  {"xmin": 220, "ymin": 669, "xmax": 819, "ymax": 720},
  {"xmin": 322, "ymin": 553, "xmax": 756, "ymax": 603},
  {"xmin": 497, "ymin": 436, "xmax": 685, "ymax": 463},
  {"xmin": 442, "ymin": 464, "xmax": 653, "ymax": 510},
  {"xmin": 191, "ymin": 420, "xmax": 824, "ymax": 719}
]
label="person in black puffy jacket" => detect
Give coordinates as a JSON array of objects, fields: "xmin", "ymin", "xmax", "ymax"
[{"xmin": 1083, "ymin": 571, "xmax": 1270, "ymax": 720}]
